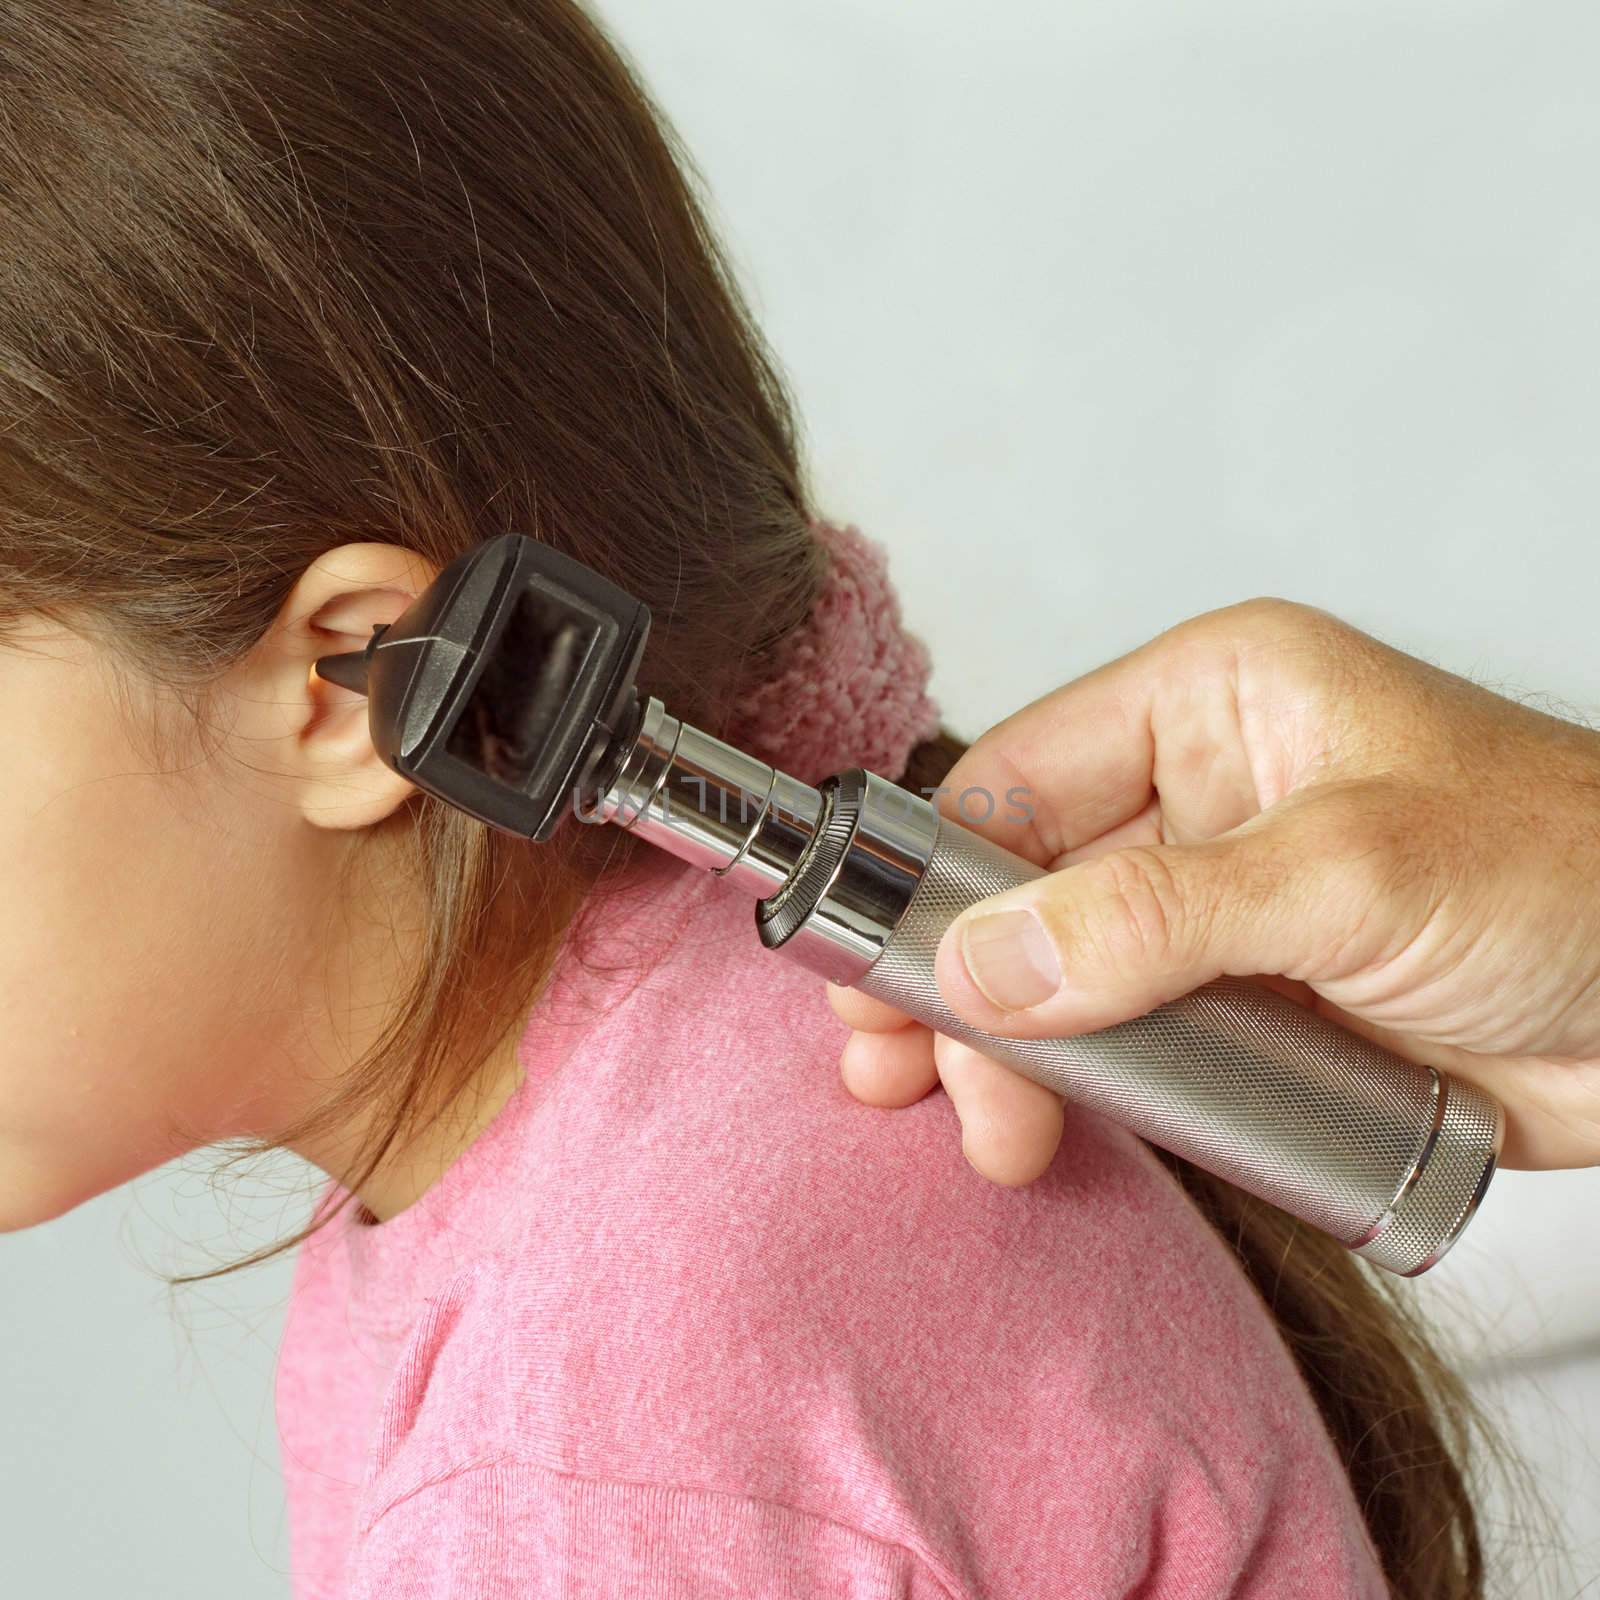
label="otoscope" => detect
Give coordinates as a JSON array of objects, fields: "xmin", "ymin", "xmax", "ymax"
[{"xmin": 315, "ymin": 532, "xmax": 1504, "ymax": 1276}]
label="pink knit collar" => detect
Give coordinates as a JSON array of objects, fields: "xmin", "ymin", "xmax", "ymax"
[{"xmin": 725, "ymin": 517, "xmax": 942, "ymax": 785}]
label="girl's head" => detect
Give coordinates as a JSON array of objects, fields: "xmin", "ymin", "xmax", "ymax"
[{"xmin": 0, "ymin": 0, "xmax": 827, "ymax": 1231}]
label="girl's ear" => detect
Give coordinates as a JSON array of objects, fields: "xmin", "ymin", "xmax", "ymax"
[{"xmin": 254, "ymin": 541, "xmax": 442, "ymax": 831}]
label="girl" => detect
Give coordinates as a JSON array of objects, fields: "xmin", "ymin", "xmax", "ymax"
[{"xmin": 0, "ymin": 3, "xmax": 1491, "ymax": 1595}]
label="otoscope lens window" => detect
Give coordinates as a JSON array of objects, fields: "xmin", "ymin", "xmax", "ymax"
[{"xmin": 446, "ymin": 585, "xmax": 595, "ymax": 789}]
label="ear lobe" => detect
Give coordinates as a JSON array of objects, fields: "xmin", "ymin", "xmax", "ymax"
[{"xmin": 274, "ymin": 542, "xmax": 442, "ymax": 832}]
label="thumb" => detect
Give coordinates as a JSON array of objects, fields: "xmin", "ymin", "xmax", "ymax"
[{"xmin": 933, "ymin": 817, "xmax": 1326, "ymax": 1038}]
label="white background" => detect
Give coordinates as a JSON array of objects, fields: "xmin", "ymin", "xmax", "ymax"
[{"xmin": 5, "ymin": 1, "xmax": 1598, "ymax": 1593}]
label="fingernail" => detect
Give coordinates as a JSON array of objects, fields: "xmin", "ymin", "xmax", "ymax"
[{"xmin": 960, "ymin": 908, "xmax": 1061, "ymax": 1010}]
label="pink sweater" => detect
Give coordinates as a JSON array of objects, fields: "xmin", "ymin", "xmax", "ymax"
[{"xmin": 275, "ymin": 848, "xmax": 1388, "ymax": 1598}]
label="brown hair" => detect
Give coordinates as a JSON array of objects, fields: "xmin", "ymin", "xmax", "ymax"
[{"xmin": 0, "ymin": 4, "xmax": 1526, "ymax": 1594}]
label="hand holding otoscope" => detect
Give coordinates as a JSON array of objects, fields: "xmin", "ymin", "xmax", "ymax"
[
  {"xmin": 833, "ymin": 595, "xmax": 1600, "ymax": 1203},
  {"xmin": 316, "ymin": 537, "xmax": 1597, "ymax": 1279}
]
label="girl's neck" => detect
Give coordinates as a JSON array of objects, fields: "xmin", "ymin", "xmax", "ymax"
[{"xmin": 346, "ymin": 1011, "xmax": 527, "ymax": 1224}]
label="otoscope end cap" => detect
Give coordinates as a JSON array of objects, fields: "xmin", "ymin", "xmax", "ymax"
[{"xmin": 1352, "ymin": 1073, "xmax": 1504, "ymax": 1276}]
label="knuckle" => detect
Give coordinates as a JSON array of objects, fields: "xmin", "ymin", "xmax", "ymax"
[
  {"xmin": 1163, "ymin": 597, "xmax": 1359, "ymax": 684},
  {"xmin": 1206, "ymin": 595, "xmax": 1324, "ymax": 635},
  {"xmin": 1229, "ymin": 595, "xmax": 1309, "ymax": 626},
  {"xmin": 1247, "ymin": 595, "xmax": 1346, "ymax": 630},
  {"xmin": 1172, "ymin": 600, "xmax": 1386, "ymax": 762},
  {"xmin": 1192, "ymin": 595, "xmax": 1359, "ymax": 653}
]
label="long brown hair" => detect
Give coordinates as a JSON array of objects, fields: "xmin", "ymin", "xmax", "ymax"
[{"xmin": 0, "ymin": 4, "xmax": 1523, "ymax": 1594}]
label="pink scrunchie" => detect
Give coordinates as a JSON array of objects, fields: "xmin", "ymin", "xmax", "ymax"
[{"xmin": 725, "ymin": 518, "xmax": 943, "ymax": 785}]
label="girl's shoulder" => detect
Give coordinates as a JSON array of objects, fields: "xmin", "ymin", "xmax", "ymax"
[{"xmin": 349, "ymin": 872, "xmax": 1387, "ymax": 1598}]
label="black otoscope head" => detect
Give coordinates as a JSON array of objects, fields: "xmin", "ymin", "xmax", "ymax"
[{"xmin": 313, "ymin": 534, "xmax": 650, "ymax": 841}]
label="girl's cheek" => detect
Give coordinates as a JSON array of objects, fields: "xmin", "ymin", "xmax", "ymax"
[
  {"xmin": 0, "ymin": 633, "xmax": 314, "ymax": 1229},
  {"xmin": 0, "ymin": 807, "xmax": 243, "ymax": 1227},
  {"xmin": 0, "ymin": 973, "xmax": 205, "ymax": 1230}
]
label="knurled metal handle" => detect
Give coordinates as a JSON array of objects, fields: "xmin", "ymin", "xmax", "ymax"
[{"xmin": 853, "ymin": 814, "xmax": 1503, "ymax": 1275}]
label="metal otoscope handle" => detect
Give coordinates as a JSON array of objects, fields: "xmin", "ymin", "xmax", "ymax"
[{"xmin": 748, "ymin": 767, "xmax": 1505, "ymax": 1278}]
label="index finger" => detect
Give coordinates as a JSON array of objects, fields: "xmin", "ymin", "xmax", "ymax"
[
  {"xmin": 927, "ymin": 599, "xmax": 1278, "ymax": 867},
  {"xmin": 826, "ymin": 981, "xmax": 917, "ymax": 1034}
]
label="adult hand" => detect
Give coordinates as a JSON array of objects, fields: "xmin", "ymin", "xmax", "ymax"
[{"xmin": 829, "ymin": 598, "xmax": 1600, "ymax": 1182}]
